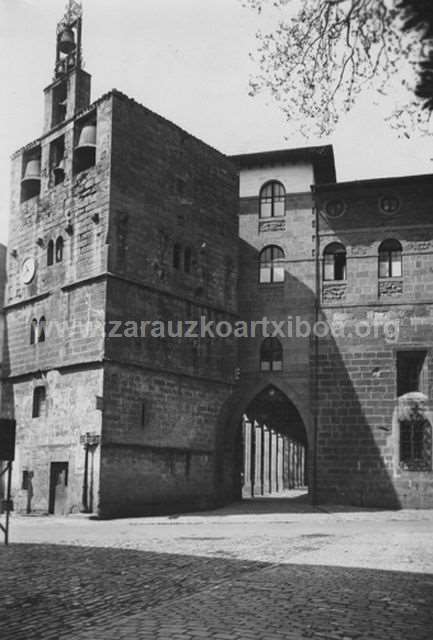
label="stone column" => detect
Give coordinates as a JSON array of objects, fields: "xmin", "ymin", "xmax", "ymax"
[
  {"xmin": 297, "ymin": 443, "xmax": 302, "ymax": 488},
  {"xmin": 262, "ymin": 426, "xmax": 270, "ymax": 495},
  {"xmin": 300, "ymin": 445, "xmax": 305, "ymax": 487},
  {"xmin": 277, "ymin": 435, "xmax": 284, "ymax": 493},
  {"xmin": 254, "ymin": 422, "xmax": 262, "ymax": 496},
  {"xmin": 242, "ymin": 418, "xmax": 253, "ymax": 498},
  {"xmin": 283, "ymin": 437, "xmax": 290, "ymax": 489},
  {"xmin": 270, "ymin": 430, "xmax": 277, "ymax": 494},
  {"xmin": 289, "ymin": 440, "xmax": 295, "ymax": 489}
]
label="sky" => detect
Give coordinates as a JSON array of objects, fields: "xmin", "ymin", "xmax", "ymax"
[{"xmin": 0, "ymin": 0, "xmax": 432, "ymax": 246}]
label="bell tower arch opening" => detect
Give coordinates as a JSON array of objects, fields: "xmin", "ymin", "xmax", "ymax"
[
  {"xmin": 43, "ymin": 1, "xmax": 91, "ymax": 136},
  {"xmin": 238, "ymin": 386, "xmax": 309, "ymax": 500}
]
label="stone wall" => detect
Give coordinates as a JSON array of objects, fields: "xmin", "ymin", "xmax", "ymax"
[
  {"xmin": 5, "ymin": 94, "xmax": 113, "ymax": 514},
  {"xmin": 97, "ymin": 93, "xmax": 240, "ymax": 516},
  {"xmin": 8, "ymin": 64, "xmax": 433, "ymax": 515},
  {"xmin": 236, "ymin": 163, "xmax": 317, "ymax": 443},
  {"xmin": 8, "ymin": 367, "xmax": 103, "ymax": 514},
  {"xmin": 108, "ymin": 92, "xmax": 239, "ymax": 314},
  {"xmin": 315, "ymin": 176, "xmax": 433, "ymax": 507},
  {"xmin": 99, "ymin": 362, "xmax": 231, "ymax": 516},
  {"xmin": 7, "ymin": 96, "xmax": 112, "ymax": 308}
]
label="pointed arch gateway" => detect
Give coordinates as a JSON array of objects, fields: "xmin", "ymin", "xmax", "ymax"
[{"xmin": 217, "ymin": 384, "xmax": 310, "ymax": 504}]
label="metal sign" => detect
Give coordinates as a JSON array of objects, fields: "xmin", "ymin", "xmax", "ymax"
[{"xmin": 80, "ymin": 432, "xmax": 100, "ymax": 447}]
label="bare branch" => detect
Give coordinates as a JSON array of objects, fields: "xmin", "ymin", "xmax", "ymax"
[{"xmin": 242, "ymin": 0, "xmax": 427, "ymax": 136}]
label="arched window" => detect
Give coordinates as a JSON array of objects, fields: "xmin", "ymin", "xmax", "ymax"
[
  {"xmin": 379, "ymin": 239, "xmax": 402, "ymax": 278},
  {"xmin": 32, "ymin": 386, "xmax": 47, "ymax": 418},
  {"xmin": 323, "ymin": 243, "xmax": 346, "ymax": 281},
  {"xmin": 400, "ymin": 417, "xmax": 432, "ymax": 471},
  {"xmin": 55, "ymin": 236, "xmax": 64, "ymax": 263},
  {"xmin": 30, "ymin": 318, "xmax": 38, "ymax": 345},
  {"xmin": 38, "ymin": 316, "xmax": 46, "ymax": 343},
  {"xmin": 260, "ymin": 338, "xmax": 283, "ymax": 371},
  {"xmin": 184, "ymin": 247, "xmax": 192, "ymax": 274},
  {"xmin": 260, "ymin": 181, "xmax": 285, "ymax": 218},
  {"xmin": 259, "ymin": 246, "xmax": 285, "ymax": 284},
  {"xmin": 173, "ymin": 243, "xmax": 181, "ymax": 269},
  {"xmin": 400, "ymin": 420, "xmax": 425, "ymax": 463},
  {"xmin": 47, "ymin": 240, "xmax": 54, "ymax": 266}
]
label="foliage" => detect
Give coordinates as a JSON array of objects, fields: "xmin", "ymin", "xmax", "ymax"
[
  {"xmin": 399, "ymin": 0, "xmax": 433, "ymax": 109},
  {"xmin": 242, "ymin": 0, "xmax": 433, "ymax": 136}
]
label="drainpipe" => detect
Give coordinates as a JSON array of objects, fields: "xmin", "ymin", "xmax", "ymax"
[{"xmin": 312, "ymin": 186, "xmax": 320, "ymax": 505}]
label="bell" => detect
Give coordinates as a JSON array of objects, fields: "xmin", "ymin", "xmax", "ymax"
[
  {"xmin": 54, "ymin": 159, "xmax": 65, "ymax": 178},
  {"xmin": 22, "ymin": 159, "xmax": 41, "ymax": 183},
  {"xmin": 76, "ymin": 124, "xmax": 97, "ymax": 150},
  {"xmin": 59, "ymin": 27, "xmax": 76, "ymax": 54}
]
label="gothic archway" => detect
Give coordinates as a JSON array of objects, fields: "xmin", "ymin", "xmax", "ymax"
[
  {"xmin": 239, "ymin": 386, "xmax": 308, "ymax": 499},
  {"xmin": 215, "ymin": 383, "xmax": 310, "ymax": 505}
]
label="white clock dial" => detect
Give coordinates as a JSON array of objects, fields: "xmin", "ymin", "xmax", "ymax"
[{"xmin": 21, "ymin": 257, "xmax": 36, "ymax": 284}]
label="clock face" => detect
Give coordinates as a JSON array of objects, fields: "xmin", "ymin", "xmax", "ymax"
[{"xmin": 21, "ymin": 257, "xmax": 36, "ymax": 284}]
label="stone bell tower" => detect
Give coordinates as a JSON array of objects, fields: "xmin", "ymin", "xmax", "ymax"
[
  {"xmin": 7, "ymin": 0, "xmax": 240, "ymax": 518},
  {"xmin": 43, "ymin": 0, "xmax": 91, "ymax": 134}
]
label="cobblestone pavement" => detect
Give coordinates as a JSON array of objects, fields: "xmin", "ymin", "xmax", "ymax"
[{"xmin": 1, "ymin": 498, "xmax": 433, "ymax": 639}]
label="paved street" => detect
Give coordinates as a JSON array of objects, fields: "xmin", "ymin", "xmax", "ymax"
[{"xmin": 1, "ymin": 495, "xmax": 433, "ymax": 639}]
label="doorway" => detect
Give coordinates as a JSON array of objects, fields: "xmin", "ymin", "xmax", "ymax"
[
  {"xmin": 240, "ymin": 386, "xmax": 308, "ymax": 500},
  {"xmin": 49, "ymin": 462, "xmax": 69, "ymax": 515}
]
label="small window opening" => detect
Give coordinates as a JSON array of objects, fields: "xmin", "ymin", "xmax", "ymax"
[
  {"xmin": 47, "ymin": 240, "xmax": 54, "ymax": 266},
  {"xmin": 173, "ymin": 244, "xmax": 181, "ymax": 270},
  {"xmin": 52, "ymin": 81, "xmax": 67, "ymax": 127},
  {"xmin": 55, "ymin": 236, "xmax": 64, "ymax": 263},
  {"xmin": 22, "ymin": 470, "xmax": 31, "ymax": 490},
  {"xmin": 323, "ymin": 243, "xmax": 347, "ymax": 281},
  {"xmin": 400, "ymin": 421, "xmax": 426, "ymax": 463},
  {"xmin": 30, "ymin": 318, "xmax": 38, "ymax": 345},
  {"xmin": 397, "ymin": 351, "xmax": 427, "ymax": 397},
  {"xmin": 38, "ymin": 316, "xmax": 46, "ymax": 343},
  {"xmin": 260, "ymin": 181, "xmax": 285, "ymax": 218},
  {"xmin": 260, "ymin": 337, "xmax": 283, "ymax": 371},
  {"xmin": 50, "ymin": 136, "xmax": 65, "ymax": 185},
  {"xmin": 32, "ymin": 386, "xmax": 47, "ymax": 418},
  {"xmin": 379, "ymin": 239, "xmax": 402, "ymax": 278},
  {"xmin": 259, "ymin": 246, "xmax": 285, "ymax": 284}
]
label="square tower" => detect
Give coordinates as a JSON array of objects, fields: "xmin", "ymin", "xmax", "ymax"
[{"xmin": 4, "ymin": 2, "xmax": 239, "ymax": 517}]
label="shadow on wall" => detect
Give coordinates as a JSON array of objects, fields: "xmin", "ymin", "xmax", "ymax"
[
  {"xmin": 316, "ymin": 198, "xmax": 433, "ymax": 508},
  {"xmin": 215, "ymin": 238, "xmax": 402, "ymax": 508},
  {"xmin": 0, "ymin": 317, "xmax": 15, "ymax": 514},
  {"xmin": 1, "ymin": 544, "xmax": 432, "ymax": 639}
]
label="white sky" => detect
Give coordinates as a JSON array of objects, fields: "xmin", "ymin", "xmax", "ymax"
[{"xmin": 0, "ymin": 0, "xmax": 432, "ymax": 246}]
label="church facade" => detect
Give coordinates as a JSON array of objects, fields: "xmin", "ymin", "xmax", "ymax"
[{"xmin": 2, "ymin": 4, "xmax": 433, "ymax": 516}]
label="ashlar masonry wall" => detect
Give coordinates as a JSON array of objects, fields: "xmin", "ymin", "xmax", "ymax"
[
  {"xmin": 315, "ymin": 176, "xmax": 433, "ymax": 507},
  {"xmin": 98, "ymin": 93, "xmax": 240, "ymax": 516},
  {"xmin": 5, "ymin": 95, "xmax": 113, "ymax": 514}
]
